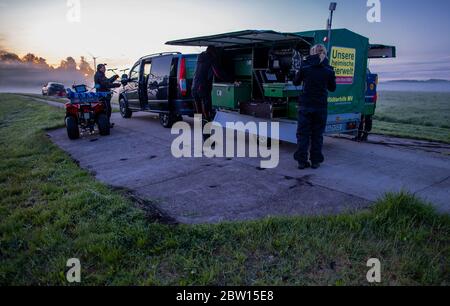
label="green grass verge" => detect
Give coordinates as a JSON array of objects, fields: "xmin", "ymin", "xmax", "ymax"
[
  {"xmin": 373, "ymin": 91, "xmax": 450, "ymax": 143},
  {"xmin": 0, "ymin": 94, "xmax": 449, "ymax": 285},
  {"xmin": 373, "ymin": 120, "xmax": 450, "ymax": 144},
  {"xmin": 19, "ymin": 93, "xmax": 70, "ymax": 103}
]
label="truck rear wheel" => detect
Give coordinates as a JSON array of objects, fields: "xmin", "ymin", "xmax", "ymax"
[
  {"xmin": 65, "ymin": 116, "xmax": 79, "ymax": 140},
  {"xmin": 159, "ymin": 113, "xmax": 177, "ymax": 128},
  {"xmin": 119, "ymin": 98, "xmax": 132, "ymax": 118},
  {"xmin": 98, "ymin": 113, "xmax": 110, "ymax": 136}
]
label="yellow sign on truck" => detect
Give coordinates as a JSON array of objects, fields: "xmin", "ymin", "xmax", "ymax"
[{"xmin": 330, "ymin": 47, "xmax": 356, "ymax": 84}]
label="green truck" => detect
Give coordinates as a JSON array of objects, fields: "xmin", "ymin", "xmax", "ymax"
[{"xmin": 166, "ymin": 29, "xmax": 395, "ymax": 143}]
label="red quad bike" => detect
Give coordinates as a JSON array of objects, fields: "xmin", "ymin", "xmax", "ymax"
[{"xmin": 64, "ymin": 84, "xmax": 110, "ymax": 140}]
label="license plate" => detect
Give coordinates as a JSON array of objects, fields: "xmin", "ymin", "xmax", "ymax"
[{"xmin": 326, "ymin": 123, "xmax": 345, "ymax": 133}]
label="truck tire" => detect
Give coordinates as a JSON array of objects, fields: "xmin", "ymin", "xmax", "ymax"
[
  {"xmin": 159, "ymin": 113, "xmax": 176, "ymax": 128},
  {"xmin": 254, "ymin": 135, "xmax": 272, "ymax": 148},
  {"xmin": 119, "ymin": 98, "xmax": 132, "ymax": 118},
  {"xmin": 65, "ymin": 116, "xmax": 79, "ymax": 140},
  {"xmin": 98, "ymin": 113, "xmax": 110, "ymax": 136}
]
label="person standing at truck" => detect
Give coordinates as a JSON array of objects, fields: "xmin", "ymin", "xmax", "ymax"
[
  {"xmin": 293, "ymin": 44, "xmax": 336, "ymax": 170},
  {"xmin": 94, "ymin": 64, "xmax": 120, "ymax": 127},
  {"xmin": 191, "ymin": 46, "xmax": 231, "ymax": 126}
]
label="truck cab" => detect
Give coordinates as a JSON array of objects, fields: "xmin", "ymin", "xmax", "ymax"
[
  {"xmin": 357, "ymin": 44, "xmax": 396, "ymax": 141},
  {"xmin": 356, "ymin": 69, "xmax": 378, "ymax": 141},
  {"xmin": 118, "ymin": 52, "xmax": 198, "ymax": 128}
]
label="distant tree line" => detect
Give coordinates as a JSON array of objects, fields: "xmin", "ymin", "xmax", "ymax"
[
  {"xmin": 0, "ymin": 50, "xmax": 94, "ymax": 77},
  {"xmin": 0, "ymin": 50, "xmax": 96, "ymax": 91}
]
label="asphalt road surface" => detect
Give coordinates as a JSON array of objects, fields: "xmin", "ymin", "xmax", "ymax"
[{"xmin": 37, "ymin": 98, "xmax": 450, "ymax": 224}]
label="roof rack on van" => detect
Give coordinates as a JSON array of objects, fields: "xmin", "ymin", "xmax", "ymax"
[{"xmin": 139, "ymin": 52, "xmax": 181, "ymax": 60}]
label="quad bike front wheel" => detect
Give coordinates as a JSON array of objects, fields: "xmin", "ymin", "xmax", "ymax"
[
  {"xmin": 97, "ymin": 113, "xmax": 110, "ymax": 136},
  {"xmin": 65, "ymin": 116, "xmax": 80, "ymax": 140}
]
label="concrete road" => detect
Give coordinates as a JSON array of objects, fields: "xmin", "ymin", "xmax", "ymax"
[{"xmin": 43, "ymin": 103, "xmax": 450, "ymax": 224}]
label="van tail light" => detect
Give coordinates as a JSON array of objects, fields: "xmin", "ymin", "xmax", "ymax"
[
  {"xmin": 179, "ymin": 57, "xmax": 187, "ymax": 97},
  {"xmin": 374, "ymin": 92, "xmax": 378, "ymax": 104},
  {"xmin": 347, "ymin": 122, "xmax": 357, "ymax": 130}
]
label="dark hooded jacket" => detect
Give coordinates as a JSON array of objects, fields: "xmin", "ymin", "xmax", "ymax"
[
  {"xmin": 293, "ymin": 54, "xmax": 336, "ymax": 110},
  {"xmin": 192, "ymin": 51, "xmax": 230, "ymax": 97},
  {"xmin": 94, "ymin": 71, "xmax": 120, "ymax": 93}
]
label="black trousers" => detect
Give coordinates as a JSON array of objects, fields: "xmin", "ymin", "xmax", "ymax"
[
  {"xmin": 294, "ymin": 108, "xmax": 328, "ymax": 164},
  {"xmin": 101, "ymin": 94, "xmax": 112, "ymax": 120},
  {"xmin": 193, "ymin": 91, "xmax": 213, "ymax": 122}
]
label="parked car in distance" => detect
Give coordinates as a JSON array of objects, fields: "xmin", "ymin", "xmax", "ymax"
[
  {"xmin": 42, "ymin": 82, "xmax": 67, "ymax": 97},
  {"xmin": 118, "ymin": 52, "xmax": 198, "ymax": 128}
]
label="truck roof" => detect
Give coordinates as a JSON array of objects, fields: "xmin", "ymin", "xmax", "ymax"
[
  {"xmin": 165, "ymin": 29, "xmax": 313, "ymax": 49},
  {"xmin": 137, "ymin": 52, "xmax": 199, "ymax": 62}
]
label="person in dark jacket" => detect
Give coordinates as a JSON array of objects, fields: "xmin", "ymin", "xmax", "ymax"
[
  {"xmin": 94, "ymin": 64, "xmax": 120, "ymax": 126},
  {"xmin": 293, "ymin": 44, "xmax": 336, "ymax": 169},
  {"xmin": 192, "ymin": 46, "xmax": 231, "ymax": 124}
]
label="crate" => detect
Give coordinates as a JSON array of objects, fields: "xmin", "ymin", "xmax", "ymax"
[
  {"xmin": 263, "ymin": 83, "xmax": 302, "ymax": 98},
  {"xmin": 240, "ymin": 101, "xmax": 287, "ymax": 119},
  {"xmin": 66, "ymin": 88, "xmax": 109, "ymax": 104},
  {"xmin": 212, "ymin": 83, "xmax": 251, "ymax": 110}
]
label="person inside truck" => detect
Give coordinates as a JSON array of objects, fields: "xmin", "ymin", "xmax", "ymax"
[
  {"xmin": 293, "ymin": 44, "xmax": 336, "ymax": 170},
  {"xmin": 192, "ymin": 46, "xmax": 232, "ymax": 129},
  {"xmin": 94, "ymin": 63, "xmax": 121, "ymax": 127}
]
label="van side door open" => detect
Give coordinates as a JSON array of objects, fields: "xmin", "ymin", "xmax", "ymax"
[
  {"xmin": 125, "ymin": 62, "xmax": 141, "ymax": 109},
  {"xmin": 147, "ymin": 55, "xmax": 173, "ymax": 111},
  {"xmin": 139, "ymin": 59, "xmax": 152, "ymax": 109}
]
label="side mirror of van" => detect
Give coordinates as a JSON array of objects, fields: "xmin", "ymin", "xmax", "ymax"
[{"xmin": 121, "ymin": 74, "xmax": 129, "ymax": 86}]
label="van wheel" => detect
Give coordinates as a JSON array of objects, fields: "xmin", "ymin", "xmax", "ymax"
[
  {"xmin": 119, "ymin": 98, "xmax": 132, "ymax": 118},
  {"xmin": 159, "ymin": 113, "xmax": 176, "ymax": 128},
  {"xmin": 65, "ymin": 116, "xmax": 80, "ymax": 140},
  {"xmin": 98, "ymin": 113, "xmax": 110, "ymax": 136}
]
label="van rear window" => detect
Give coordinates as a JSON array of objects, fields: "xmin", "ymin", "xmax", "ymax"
[{"xmin": 184, "ymin": 56, "xmax": 197, "ymax": 79}]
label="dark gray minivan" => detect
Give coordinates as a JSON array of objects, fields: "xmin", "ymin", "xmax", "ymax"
[{"xmin": 119, "ymin": 52, "xmax": 198, "ymax": 128}]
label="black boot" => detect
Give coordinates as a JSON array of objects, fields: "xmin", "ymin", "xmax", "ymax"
[
  {"xmin": 298, "ymin": 161, "xmax": 311, "ymax": 170},
  {"xmin": 311, "ymin": 162, "xmax": 321, "ymax": 169}
]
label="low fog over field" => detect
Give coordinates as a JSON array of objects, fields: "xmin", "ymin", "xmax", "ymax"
[
  {"xmin": 379, "ymin": 80, "xmax": 450, "ymax": 93},
  {"xmin": 0, "ymin": 50, "xmax": 94, "ymax": 93}
]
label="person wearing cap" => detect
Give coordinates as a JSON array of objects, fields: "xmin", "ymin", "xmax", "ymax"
[
  {"xmin": 94, "ymin": 63, "xmax": 120, "ymax": 126},
  {"xmin": 293, "ymin": 44, "xmax": 336, "ymax": 170}
]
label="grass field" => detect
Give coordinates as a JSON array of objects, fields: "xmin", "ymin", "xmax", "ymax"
[
  {"xmin": 1, "ymin": 94, "xmax": 449, "ymax": 285},
  {"xmin": 374, "ymin": 91, "xmax": 450, "ymax": 143}
]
